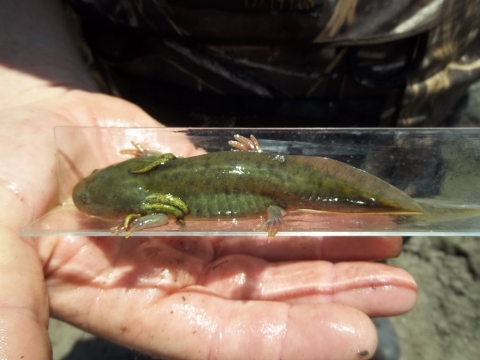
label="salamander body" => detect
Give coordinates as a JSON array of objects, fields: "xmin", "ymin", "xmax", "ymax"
[{"xmin": 73, "ymin": 139, "xmax": 423, "ymax": 237}]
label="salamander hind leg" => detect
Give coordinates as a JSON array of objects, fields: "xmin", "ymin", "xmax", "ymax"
[
  {"xmin": 228, "ymin": 134, "xmax": 262, "ymax": 152},
  {"xmin": 255, "ymin": 205, "xmax": 291, "ymax": 238}
]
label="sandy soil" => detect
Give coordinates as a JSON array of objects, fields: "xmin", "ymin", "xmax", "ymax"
[{"xmin": 389, "ymin": 236, "xmax": 480, "ymax": 359}]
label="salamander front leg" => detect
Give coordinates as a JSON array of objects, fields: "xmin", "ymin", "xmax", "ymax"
[
  {"xmin": 120, "ymin": 141, "xmax": 175, "ymax": 158},
  {"xmin": 111, "ymin": 213, "xmax": 169, "ymax": 238},
  {"xmin": 256, "ymin": 205, "xmax": 291, "ymax": 238},
  {"xmin": 120, "ymin": 141, "xmax": 153, "ymax": 158},
  {"xmin": 111, "ymin": 194, "xmax": 189, "ymax": 238},
  {"xmin": 130, "ymin": 153, "xmax": 178, "ymax": 173},
  {"xmin": 120, "ymin": 141, "xmax": 181, "ymax": 173}
]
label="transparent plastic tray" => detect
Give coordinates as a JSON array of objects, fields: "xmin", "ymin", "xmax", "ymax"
[{"xmin": 21, "ymin": 127, "xmax": 480, "ymax": 237}]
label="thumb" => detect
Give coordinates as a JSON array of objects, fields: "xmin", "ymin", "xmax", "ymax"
[{"xmin": 0, "ymin": 192, "xmax": 51, "ymax": 358}]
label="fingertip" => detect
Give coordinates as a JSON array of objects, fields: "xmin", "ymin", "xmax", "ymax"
[
  {"xmin": 282, "ymin": 304, "xmax": 377, "ymax": 360},
  {"xmin": 333, "ymin": 262, "xmax": 418, "ymax": 317}
]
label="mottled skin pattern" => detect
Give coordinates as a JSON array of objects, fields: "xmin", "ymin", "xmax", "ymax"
[{"xmin": 73, "ymin": 150, "xmax": 423, "ymax": 227}]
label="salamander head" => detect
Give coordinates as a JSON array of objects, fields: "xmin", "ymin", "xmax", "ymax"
[
  {"xmin": 73, "ymin": 168, "xmax": 120, "ymax": 218},
  {"xmin": 73, "ymin": 161, "xmax": 147, "ymax": 218}
]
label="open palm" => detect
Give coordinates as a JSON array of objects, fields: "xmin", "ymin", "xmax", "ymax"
[{"xmin": 0, "ymin": 90, "xmax": 416, "ymax": 359}]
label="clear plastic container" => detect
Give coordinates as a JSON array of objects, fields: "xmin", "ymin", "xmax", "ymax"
[{"xmin": 20, "ymin": 127, "xmax": 480, "ymax": 237}]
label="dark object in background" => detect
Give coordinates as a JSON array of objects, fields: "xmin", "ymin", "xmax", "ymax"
[
  {"xmin": 60, "ymin": 337, "xmax": 157, "ymax": 360},
  {"xmin": 67, "ymin": 0, "xmax": 480, "ymax": 128},
  {"xmin": 372, "ymin": 318, "xmax": 402, "ymax": 360}
]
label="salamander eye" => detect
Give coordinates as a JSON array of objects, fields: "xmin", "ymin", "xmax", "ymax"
[{"xmin": 81, "ymin": 193, "xmax": 90, "ymax": 204}]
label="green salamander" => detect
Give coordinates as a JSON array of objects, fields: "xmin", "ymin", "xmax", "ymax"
[{"xmin": 73, "ymin": 135, "xmax": 424, "ymax": 237}]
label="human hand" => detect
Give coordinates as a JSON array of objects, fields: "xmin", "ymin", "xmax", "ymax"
[
  {"xmin": 0, "ymin": 90, "xmax": 416, "ymax": 360},
  {"xmin": 45, "ymin": 233, "xmax": 416, "ymax": 360},
  {"xmin": 0, "ymin": 89, "xmax": 163, "ymax": 358}
]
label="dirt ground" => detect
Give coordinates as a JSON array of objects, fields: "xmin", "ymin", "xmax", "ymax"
[
  {"xmin": 49, "ymin": 82, "xmax": 480, "ymax": 360},
  {"xmin": 389, "ymin": 236, "xmax": 480, "ymax": 359}
]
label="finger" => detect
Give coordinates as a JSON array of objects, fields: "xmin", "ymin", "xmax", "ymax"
[
  {"xmin": 43, "ymin": 237, "xmax": 415, "ymax": 318},
  {"xmin": 203, "ymin": 255, "xmax": 417, "ymax": 317},
  {"xmin": 42, "ymin": 236, "xmax": 406, "ymax": 359},
  {"xmin": 52, "ymin": 291, "xmax": 377, "ymax": 360},
  {"xmin": 213, "ymin": 236, "xmax": 403, "ymax": 262},
  {"xmin": 0, "ymin": 213, "xmax": 51, "ymax": 359}
]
